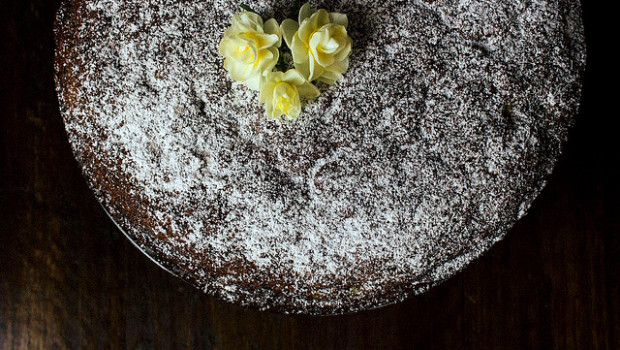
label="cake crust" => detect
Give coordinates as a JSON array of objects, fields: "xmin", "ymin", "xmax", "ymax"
[{"xmin": 55, "ymin": 0, "xmax": 585, "ymax": 314}]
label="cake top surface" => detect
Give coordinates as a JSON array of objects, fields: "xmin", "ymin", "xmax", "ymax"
[{"xmin": 55, "ymin": 0, "xmax": 585, "ymax": 313}]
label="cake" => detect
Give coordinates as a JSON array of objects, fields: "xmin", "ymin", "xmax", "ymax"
[{"xmin": 54, "ymin": 0, "xmax": 586, "ymax": 314}]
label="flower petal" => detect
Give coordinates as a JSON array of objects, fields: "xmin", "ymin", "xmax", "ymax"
[
  {"xmin": 234, "ymin": 12, "xmax": 263, "ymax": 33},
  {"xmin": 333, "ymin": 36, "xmax": 352, "ymax": 62},
  {"xmin": 317, "ymin": 70, "xmax": 341, "ymax": 84},
  {"xmin": 240, "ymin": 11, "xmax": 263, "ymax": 29},
  {"xmin": 328, "ymin": 57, "xmax": 349, "ymax": 74},
  {"xmin": 225, "ymin": 59, "xmax": 253, "ymax": 81},
  {"xmin": 245, "ymin": 72, "xmax": 262, "ymax": 90},
  {"xmin": 263, "ymin": 18, "xmax": 282, "ymax": 46},
  {"xmin": 280, "ymin": 19, "xmax": 299, "ymax": 48},
  {"xmin": 298, "ymin": 2, "xmax": 315, "ymax": 23},
  {"xmin": 253, "ymin": 48, "xmax": 278, "ymax": 74},
  {"xmin": 282, "ymin": 69, "xmax": 306, "ymax": 86},
  {"xmin": 291, "ymin": 36, "xmax": 309, "ymax": 63},
  {"xmin": 218, "ymin": 37, "xmax": 235, "ymax": 57},
  {"xmin": 328, "ymin": 12, "xmax": 348, "ymax": 28},
  {"xmin": 244, "ymin": 32, "xmax": 277, "ymax": 50},
  {"xmin": 308, "ymin": 31, "xmax": 322, "ymax": 59},
  {"xmin": 297, "ymin": 18, "xmax": 314, "ymax": 43},
  {"xmin": 297, "ymin": 82, "xmax": 320, "ymax": 99},
  {"xmin": 314, "ymin": 9, "xmax": 330, "ymax": 28},
  {"xmin": 294, "ymin": 60, "xmax": 310, "ymax": 80},
  {"xmin": 285, "ymin": 104, "xmax": 301, "ymax": 119},
  {"xmin": 259, "ymin": 81, "xmax": 274, "ymax": 103},
  {"xmin": 266, "ymin": 102, "xmax": 278, "ymax": 119},
  {"xmin": 308, "ymin": 56, "xmax": 324, "ymax": 81}
]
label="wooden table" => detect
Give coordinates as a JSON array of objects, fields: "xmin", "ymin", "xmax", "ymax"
[{"xmin": 1, "ymin": 1, "xmax": 617, "ymax": 348}]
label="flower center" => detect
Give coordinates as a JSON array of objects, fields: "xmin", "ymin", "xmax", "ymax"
[
  {"xmin": 273, "ymin": 82, "xmax": 299, "ymax": 115},
  {"xmin": 308, "ymin": 24, "xmax": 346, "ymax": 67},
  {"xmin": 236, "ymin": 44, "xmax": 254, "ymax": 60},
  {"xmin": 234, "ymin": 32, "xmax": 261, "ymax": 63}
]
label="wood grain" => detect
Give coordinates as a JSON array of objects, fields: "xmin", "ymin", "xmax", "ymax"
[{"xmin": 1, "ymin": 0, "xmax": 617, "ymax": 349}]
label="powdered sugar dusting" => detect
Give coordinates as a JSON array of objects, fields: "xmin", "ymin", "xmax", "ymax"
[{"xmin": 54, "ymin": 0, "xmax": 585, "ymax": 313}]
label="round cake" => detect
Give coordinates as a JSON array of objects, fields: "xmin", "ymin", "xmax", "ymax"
[{"xmin": 54, "ymin": 0, "xmax": 586, "ymax": 314}]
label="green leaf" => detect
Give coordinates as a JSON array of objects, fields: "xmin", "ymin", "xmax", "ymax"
[{"xmin": 239, "ymin": 3, "xmax": 256, "ymax": 13}]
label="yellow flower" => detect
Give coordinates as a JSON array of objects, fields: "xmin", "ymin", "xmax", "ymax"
[
  {"xmin": 280, "ymin": 3, "xmax": 352, "ymax": 84},
  {"xmin": 259, "ymin": 69, "xmax": 320, "ymax": 120},
  {"xmin": 219, "ymin": 12, "xmax": 282, "ymax": 90}
]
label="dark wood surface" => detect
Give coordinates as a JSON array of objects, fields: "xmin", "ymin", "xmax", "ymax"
[{"xmin": 1, "ymin": 1, "xmax": 617, "ymax": 349}]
